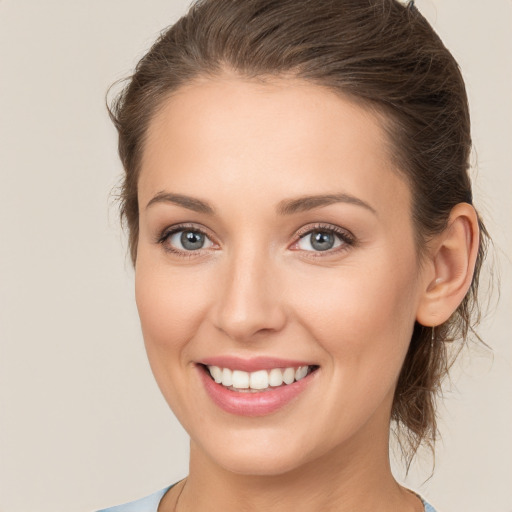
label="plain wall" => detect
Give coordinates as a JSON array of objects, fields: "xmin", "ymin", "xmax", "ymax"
[{"xmin": 0, "ymin": 1, "xmax": 510, "ymax": 511}]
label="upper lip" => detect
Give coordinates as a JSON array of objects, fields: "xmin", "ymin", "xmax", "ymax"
[{"xmin": 198, "ymin": 356, "xmax": 316, "ymax": 372}]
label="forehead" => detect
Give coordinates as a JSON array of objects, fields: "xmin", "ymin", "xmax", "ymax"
[
  {"xmin": 144, "ymin": 73, "xmax": 388, "ymax": 164},
  {"xmin": 139, "ymin": 74, "xmax": 410, "ymax": 218}
]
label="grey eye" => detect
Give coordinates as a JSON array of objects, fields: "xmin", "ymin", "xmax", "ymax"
[
  {"xmin": 181, "ymin": 231, "xmax": 204, "ymax": 250},
  {"xmin": 297, "ymin": 230, "xmax": 342, "ymax": 252},
  {"xmin": 169, "ymin": 230, "xmax": 213, "ymax": 251}
]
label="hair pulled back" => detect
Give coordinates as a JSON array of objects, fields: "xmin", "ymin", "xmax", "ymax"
[{"xmin": 108, "ymin": 0, "xmax": 489, "ymax": 462}]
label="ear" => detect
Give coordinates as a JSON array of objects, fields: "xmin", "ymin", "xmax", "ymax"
[{"xmin": 416, "ymin": 203, "xmax": 480, "ymax": 327}]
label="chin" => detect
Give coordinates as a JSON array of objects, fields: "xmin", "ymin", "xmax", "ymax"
[
  {"xmin": 192, "ymin": 426, "xmax": 325, "ymax": 477},
  {"xmin": 213, "ymin": 448, "xmax": 310, "ymax": 477}
]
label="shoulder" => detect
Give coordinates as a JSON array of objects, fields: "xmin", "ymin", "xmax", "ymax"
[
  {"xmin": 95, "ymin": 486, "xmax": 172, "ymax": 512},
  {"xmin": 423, "ymin": 499, "xmax": 438, "ymax": 512},
  {"xmin": 406, "ymin": 488, "xmax": 438, "ymax": 512}
]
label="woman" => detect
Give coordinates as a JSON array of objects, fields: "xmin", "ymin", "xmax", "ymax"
[{"xmin": 100, "ymin": 0, "xmax": 487, "ymax": 510}]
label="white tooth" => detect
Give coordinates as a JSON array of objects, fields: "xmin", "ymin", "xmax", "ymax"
[
  {"xmin": 283, "ymin": 367, "xmax": 295, "ymax": 385},
  {"xmin": 231, "ymin": 370, "xmax": 250, "ymax": 389},
  {"xmin": 268, "ymin": 368, "xmax": 284, "ymax": 387},
  {"xmin": 221, "ymin": 368, "xmax": 233, "ymax": 387},
  {"xmin": 209, "ymin": 365, "xmax": 222, "ymax": 383},
  {"xmin": 295, "ymin": 366, "xmax": 308, "ymax": 381},
  {"xmin": 250, "ymin": 370, "xmax": 269, "ymax": 390}
]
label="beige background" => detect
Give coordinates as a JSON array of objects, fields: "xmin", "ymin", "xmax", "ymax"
[{"xmin": 0, "ymin": 1, "xmax": 510, "ymax": 511}]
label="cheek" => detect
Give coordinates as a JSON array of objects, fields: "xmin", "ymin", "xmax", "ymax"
[
  {"xmin": 134, "ymin": 257, "xmax": 210, "ymax": 365},
  {"xmin": 134, "ymin": 258, "xmax": 216, "ymax": 427},
  {"xmin": 290, "ymin": 254, "xmax": 419, "ymax": 379}
]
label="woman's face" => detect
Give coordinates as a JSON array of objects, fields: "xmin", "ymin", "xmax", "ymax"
[{"xmin": 136, "ymin": 74, "xmax": 429, "ymax": 475}]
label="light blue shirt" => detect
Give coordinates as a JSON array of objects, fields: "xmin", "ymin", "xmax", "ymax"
[
  {"xmin": 96, "ymin": 486, "xmax": 172, "ymax": 512},
  {"xmin": 97, "ymin": 485, "xmax": 438, "ymax": 511}
]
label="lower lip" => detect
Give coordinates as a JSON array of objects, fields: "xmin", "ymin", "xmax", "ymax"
[{"xmin": 198, "ymin": 366, "xmax": 316, "ymax": 417}]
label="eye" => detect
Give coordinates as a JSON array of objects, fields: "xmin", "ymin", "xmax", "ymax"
[
  {"xmin": 297, "ymin": 230, "xmax": 341, "ymax": 251},
  {"xmin": 162, "ymin": 227, "xmax": 215, "ymax": 252},
  {"xmin": 293, "ymin": 225, "xmax": 355, "ymax": 253}
]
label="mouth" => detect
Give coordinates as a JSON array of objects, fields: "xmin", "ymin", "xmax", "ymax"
[
  {"xmin": 197, "ymin": 360, "xmax": 320, "ymax": 416},
  {"xmin": 201, "ymin": 364, "xmax": 319, "ymax": 393}
]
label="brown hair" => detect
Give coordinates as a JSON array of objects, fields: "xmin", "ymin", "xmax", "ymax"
[{"xmin": 108, "ymin": 0, "xmax": 489, "ymax": 462}]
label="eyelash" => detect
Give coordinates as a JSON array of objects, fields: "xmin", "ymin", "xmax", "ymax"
[
  {"xmin": 293, "ymin": 223, "xmax": 356, "ymax": 257},
  {"xmin": 157, "ymin": 222, "xmax": 356, "ymax": 258},
  {"xmin": 157, "ymin": 223, "xmax": 215, "ymax": 259}
]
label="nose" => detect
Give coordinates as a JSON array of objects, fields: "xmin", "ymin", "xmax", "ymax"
[{"xmin": 212, "ymin": 248, "xmax": 287, "ymax": 343}]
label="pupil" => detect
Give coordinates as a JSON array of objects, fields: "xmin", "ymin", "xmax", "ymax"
[
  {"xmin": 181, "ymin": 231, "xmax": 204, "ymax": 250},
  {"xmin": 310, "ymin": 231, "xmax": 334, "ymax": 251}
]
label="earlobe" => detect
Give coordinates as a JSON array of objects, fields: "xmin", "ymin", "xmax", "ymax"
[{"xmin": 416, "ymin": 203, "xmax": 480, "ymax": 327}]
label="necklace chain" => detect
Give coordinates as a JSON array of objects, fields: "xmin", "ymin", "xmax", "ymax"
[{"xmin": 172, "ymin": 478, "xmax": 187, "ymax": 512}]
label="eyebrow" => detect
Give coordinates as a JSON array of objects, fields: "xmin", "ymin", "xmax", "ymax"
[
  {"xmin": 276, "ymin": 193, "xmax": 377, "ymax": 216},
  {"xmin": 145, "ymin": 191, "xmax": 376, "ymax": 216},
  {"xmin": 146, "ymin": 192, "xmax": 215, "ymax": 215}
]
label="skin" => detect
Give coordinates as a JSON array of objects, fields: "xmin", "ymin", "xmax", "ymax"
[{"xmin": 134, "ymin": 72, "xmax": 479, "ymax": 512}]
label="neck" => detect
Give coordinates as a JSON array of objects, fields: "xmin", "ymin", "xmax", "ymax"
[{"xmin": 172, "ymin": 416, "xmax": 421, "ymax": 512}]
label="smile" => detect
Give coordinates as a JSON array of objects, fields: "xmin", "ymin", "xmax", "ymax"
[
  {"xmin": 206, "ymin": 365, "xmax": 315, "ymax": 392},
  {"xmin": 198, "ymin": 360, "xmax": 319, "ymax": 416}
]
